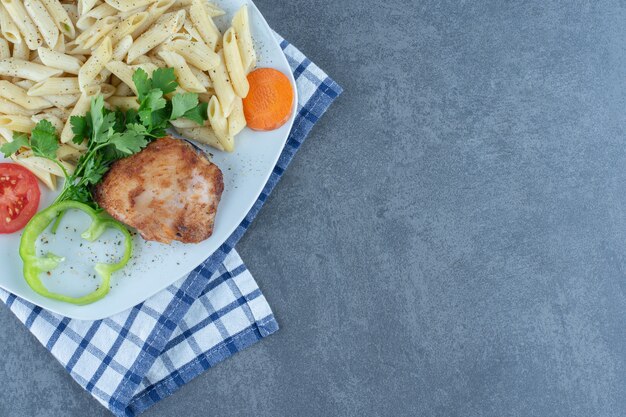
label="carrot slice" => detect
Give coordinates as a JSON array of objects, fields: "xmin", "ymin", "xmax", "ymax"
[{"xmin": 243, "ymin": 68, "xmax": 294, "ymax": 131}]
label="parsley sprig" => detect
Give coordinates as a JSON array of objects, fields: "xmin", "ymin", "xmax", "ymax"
[{"xmin": 0, "ymin": 68, "xmax": 208, "ymax": 207}]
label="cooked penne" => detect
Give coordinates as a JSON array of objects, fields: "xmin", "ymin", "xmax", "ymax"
[
  {"xmin": 166, "ymin": 39, "xmax": 218, "ymax": 71},
  {"xmin": 78, "ymin": 36, "xmax": 112, "ymax": 91},
  {"xmin": 75, "ymin": 15, "xmax": 118, "ymax": 49},
  {"xmin": 170, "ymin": 117, "xmax": 199, "ymax": 128},
  {"xmin": 131, "ymin": 0, "xmax": 175, "ymax": 39},
  {"xmin": 42, "ymin": 93, "xmax": 79, "ymax": 108},
  {"xmin": 0, "ymin": 39, "xmax": 10, "ymax": 60},
  {"xmin": 104, "ymin": 0, "xmax": 153, "ymax": 12},
  {"xmin": 12, "ymin": 154, "xmax": 57, "ymax": 189},
  {"xmin": 77, "ymin": 0, "xmax": 98, "ymax": 16},
  {"xmin": 40, "ymin": 106, "xmax": 69, "ymax": 119},
  {"xmin": 208, "ymin": 51, "xmax": 236, "ymax": 117},
  {"xmin": 28, "ymin": 77, "xmax": 80, "ymax": 96},
  {"xmin": 105, "ymin": 60, "xmax": 136, "ymax": 93},
  {"xmin": 0, "ymin": 97, "xmax": 36, "ymax": 116},
  {"xmin": 0, "ymin": 80, "xmax": 52, "ymax": 110},
  {"xmin": 189, "ymin": 65, "xmax": 211, "ymax": 89},
  {"xmin": 228, "ymin": 97, "xmax": 245, "ymax": 137},
  {"xmin": 0, "ymin": 115, "xmax": 36, "ymax": 132},
  {"xmin": 60, "ymin": 3, "xmax": 78, "ymax": 26},
  {"xmin": 0, "ymin": 58, "xmax": 62, "ymax": 81},
  {"xmin": 107, "ymin": 95, "xmax": 138, "ymax": 110},
  {"xmin": 109, "ymin": 12, "xmax": 148, "ymax": 44},
  {"xmin": 1, "ymin": 0, "xmax": 41, "ymax": 50},
  {"xmin": 0, "ymin": 2, "xmax": 21, "ymax": 44},
  {"xmin": 31, "ymin": 113, "xmax": 63, "ymax": 134},
  {"xmin": 157, "ymin": 49, "xmax": 205, "ymax": 92},
  {"xmin": 56, "ymin": 143, "xmax": 82, "ymax": 162},
  {"xmin": 189, "ymin": 0, "xmax": 219, "ymax": 50},
  {"xmin": 37, "ymin": 47, "xmax": 83, "ymax": 74},
  {"xmin": 60, "ymin": 85, "xmax": 100, "ymax": 143},
  {"xmin": 15, "ymin": 149, "xmax": 76, "ymax": 176},
  {"xmin": 97, "ymin": 34, "xmax": 132, "ymax": 81},
  {"xmin": 99, "ymin": 83, "xmax": 116, "ymax": 98},
  {"xmin": 14, "ymin": 79, "xmax": 34, "ymax": 90},
  {"xmin": 222, "ymin": 27, "xmax": 249, "ymax": 97},
  {"xmin": 208, "ymin": 95, "xmax": 233, "ymax": 151},
  {"xmin": 40, "ymin": 0, "xmax": 75, "ymax": 39},
  {"xmin": 77, "ymin": 3, "xmax": 116, "ymax": 29},
  {"xmin": 114, "ymin": 81, "xmax": 133, "ymax": 96},
  {"xmin": 52, "ymin": 31, "xmax": 65, "ymax": 52},
  {"xmin": 232, "ymin": 5, "xmax": 256, "ymax": 73},
  {"xmin": 127, "ymin": 9, "xmax": 185, "ymax": 63},
  {"xmin": 174, "ymin": 126, "xmax": 223, "ymax": 151},
  {"xmin": 24, "ymin": 0, "xmax": 59, "ymax": 48},
  {"xmin": 65, "ymin": 41, "xmax": 91, "ymax": 55},
  {"xmin": 12, "ymin": 39, "xmax": 30, "ymax": 60}
]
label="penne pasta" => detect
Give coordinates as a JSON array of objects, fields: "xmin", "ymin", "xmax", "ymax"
[
  {"xmin": 166, "ymin": 38, "xmax": 218, "ymax": 71},
  {"xmin": 28, "ymin": 77, "xmax": 80, "ymax": 96},
  {"xmin": 56, "ymin": 143, "xmax": 82, "ymax": 162},
  {"xmin": 114, "ymin": 81, "xmax": 133, "ymax": 96},
  {"xmin": 105, "ymin": 60, "xmax": 137, "ymax": 93},
  {"xmin": 76, "ymin": 3, "xmax": 117, "ymax": 30},
  {"xmin": 130, "ymin": 0, "xmax": 175, "ymax": 39},
  {"xmin": 65, "ymin": 41, "xmax": 91, "ymax": 55},
  {"xmin": 104, "ymin": 0, "xmax": 153, "ymax": 12},
  {"xmin": 0, "ymin": 115, "xmax": 36, "ymax": 132},
  {"xmin": 77, "ymin": 0, "xmax": 98, "ymax": 16},
  {"xmin": 170, "ymin": 117, "xmax": 199, "ymax": 128},
  {"xmin": 41, "ymin": 93, "xmax": 79, "ymax": 108},
  {"xmin": 231, "ymin": 5, "xmax": 256, "ymax": 73},
  {"xmin": 228, "ymin": 97, "xmax": 246, "ymax": 137},
  {"xmin": 14, "ymin": 79, "xmax": 34, "ymax": 90},
  {"xmin": 0, "ymin": 97, "xmax": 37, "ymax": 116},
  {"xmin": 0, "ymin": 2, "xmax": 21, "ymax": 44},
  {"xmin": 207, "ymin": 95, "xmax": 233, "ymax": 151},
  {"xmin": 60, "ymin": 3, "xmax": 78, "ymax": 26},
  {"xmin": 0, "ymin": 39, "xmax": 10, "ymax": 60},
  {"xmin": 157, "ymin": 49, "xmax": 205, "ymax": 92},
  {"xmin": 127, "ymin": 9, "xmax": 185, "ymax": 63},
  {"xmin": 0, "ymin": 80, "xmax": 52, "ymax": 110},
  {"xmin": 222, "ymin": 27, "xmax": 249, "ymax": 97},
  {"xmin": 15, "ymin": 149, "xmax": 75, "ymax": 176},
  {"xmin": 1, "ymin": 0, "xmax": 41, "ymax": 50},
  {"xmin": 12, "ymin": 38, "xmax": 31, "ymax": 60},
  {"xmin": 174, "ymin": 126, "xmax": 223, "ymax": 151},
  {"xmin": 107, "ymin": 95, "xmax": 138, "ymax": 110},
  {"xmin": 52, "ymin": 31, "xmax": 65, "ymax": 52},
  {"xmin": 189, "ymin": 64, "xmax": 211, "ymax": 89},
  {"xmin": 207, "ymin": 50, "xmax": 236, "ymax": 117},
  {"xmin": 37, "ymin": 47, "xmax": 83, "ymax": 74},
  {"xmin": 109, "ymin": 12, "xmax": 148, "ymax": 44},
  {"xmin": 12, "ymin": 154, "xmax": 57, "ymax": 189},
  {"xmin": 0, "ymin": 58, "xmax": 62, "ymax": 81},
  {"xmin": 75, "ymin": 16, "xmax": 119, "ymax": 49},
  {"xmin": 23, "ymin": 0, "xmax": 59, "ymax": 48},
  {"xmin": 189, "ymin": 0, "xmax": 219, "ymax": 50},
  {"xmin": 78, "ymin": 36, "xmax": 112, "ymax": 91},
  {"xmin": 31, "ymin": 113, "xmax": 63, "ymax": 134},
  {"xmin": 40, "ymin": 0, "xmax": 75, "ymax": 39}
]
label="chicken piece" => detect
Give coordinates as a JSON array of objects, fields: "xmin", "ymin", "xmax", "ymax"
[{"xmin": 94, "ymin": 136, "xmax": 224, "ymax": 244}]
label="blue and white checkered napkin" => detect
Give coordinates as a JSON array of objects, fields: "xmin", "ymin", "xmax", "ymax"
[{"xmin": 0, "ymin": 33, "xmax": 342, "ymax": 417}]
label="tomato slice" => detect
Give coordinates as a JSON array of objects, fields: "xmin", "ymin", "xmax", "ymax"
[{"xmin": 0, "ymin": 163, "xmax": 40, "ymax": 234}]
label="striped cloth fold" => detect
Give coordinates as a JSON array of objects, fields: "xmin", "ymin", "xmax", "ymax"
[{"xmin": 0, "ymin": 32, "xmax": 342, "ymax": 417}]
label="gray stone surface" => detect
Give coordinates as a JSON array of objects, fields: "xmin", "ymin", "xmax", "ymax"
[{"xmin": 3, "ymin": 0, "xmax": 626, "ymax": 416}]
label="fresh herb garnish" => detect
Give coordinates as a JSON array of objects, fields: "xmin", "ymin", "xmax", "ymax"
[{"xmin": 0, "ymin": 67, "xmax": 209, "ymax": 207}]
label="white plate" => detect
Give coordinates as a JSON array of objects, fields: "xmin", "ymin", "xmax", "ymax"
[{"xmin": 0, "ymin": 0, "xmax": 297, "ymax": 320}]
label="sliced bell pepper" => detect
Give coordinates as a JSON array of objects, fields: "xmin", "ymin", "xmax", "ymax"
[{"xmin": 19, "ymin": 200, "xmax": 132, "ymax": 305}]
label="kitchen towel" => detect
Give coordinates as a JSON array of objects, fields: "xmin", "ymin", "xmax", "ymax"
[{"xmin": 0, "ymin": 32, "xmax": 342, "ymax": 417}]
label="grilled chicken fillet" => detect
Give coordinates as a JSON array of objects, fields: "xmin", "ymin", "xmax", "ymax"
[{"xmin": 94, "ymin": 137, "xmax": 224, "ymax": 244}]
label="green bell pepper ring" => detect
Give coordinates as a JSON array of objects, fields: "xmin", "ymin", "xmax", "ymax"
[{"xmin": 19, "ymin": 200, "xmax": 132, "ymax": 305}]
